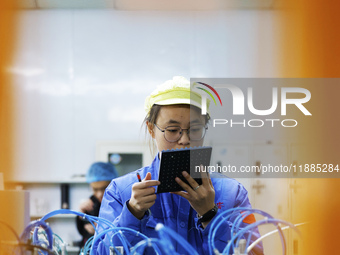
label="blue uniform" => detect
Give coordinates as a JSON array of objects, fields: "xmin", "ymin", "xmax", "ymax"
[{"xmin": 92, "ymin": 155, "xmax": 263, "ymax": 254}]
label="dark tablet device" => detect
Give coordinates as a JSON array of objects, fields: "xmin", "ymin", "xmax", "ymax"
[{"xmin": 156, "ymin": 146, "xmax": 212, "ymax": 193}]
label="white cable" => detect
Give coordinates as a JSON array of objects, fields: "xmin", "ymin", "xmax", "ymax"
[{"xmin": 247, "ymin": 222, "xmax": 306, "ymax": 253}]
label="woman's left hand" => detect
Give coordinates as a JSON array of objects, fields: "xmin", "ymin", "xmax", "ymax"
[{"xmin": 172, "ymin": 166, "xmax": 215, "ymax": 220}]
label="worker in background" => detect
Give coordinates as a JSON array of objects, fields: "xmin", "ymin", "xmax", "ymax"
[{"xmin": 76, "ymin": 162, "xmax": 118, "ymax": 248}]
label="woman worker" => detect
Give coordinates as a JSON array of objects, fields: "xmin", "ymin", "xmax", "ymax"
[{"xmin": 92, "ymin": 76, "xmax": 263, "ymax": 254}]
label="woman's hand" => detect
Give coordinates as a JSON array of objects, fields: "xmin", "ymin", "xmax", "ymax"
[
  {"xmin": 172, "ymin": 167, "xmax": 215, "ymax": 228},
  {"xmin": 127, "ymin": 172, "xmax": 160, "ymax": 220}
]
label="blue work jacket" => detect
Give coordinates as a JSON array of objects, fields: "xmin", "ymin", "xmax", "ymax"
[{"xmin": 92, "ymin": 155, "xmax": 263, "ymax": 255}]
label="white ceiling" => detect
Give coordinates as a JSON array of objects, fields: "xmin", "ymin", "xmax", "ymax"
[{"xmin": 16, "ymin": 0, "xmax": 282, "ymax": 10}]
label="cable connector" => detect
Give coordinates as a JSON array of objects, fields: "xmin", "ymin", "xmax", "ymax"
[
  {"xmin": 213, "ymin": 248, "xmax": 221, "ymax": 255},
  {"xmin": 110, "ymin": 246, "xmax": 124, "ymax": 255},
  {"xmin": 155, "ymin": 223, "xmax": 164, "ymax": 231},
  {"xmin": 239, "ymin": 239, "xmax": 246, "ymax": 254}
]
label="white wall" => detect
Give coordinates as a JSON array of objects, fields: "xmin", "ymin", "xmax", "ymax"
[{"xmin": 10, "ymin": 9, "xmax": 279, "ymax": 181}]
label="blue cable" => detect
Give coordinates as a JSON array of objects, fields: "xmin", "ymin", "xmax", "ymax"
[
  {"xmin": 91, "ymin": 228, "xmax": 129, "ymax": 255},
  {"xmin": 38, "ymin": 209, "xmax": 133, "ymax": 253},
  {"xmin": 83, "ymin": 235, "xmax": 95, "ymax": 255},
  {"xmin": 229, "ymin": 211, "xmax": 255, "ymax": 252},
  {"xmin": 232, "ymin": 211, "xmax": 254, "ymax": 235},
  {"xmin": 87, "ymin": 213, "xmax": 117, "ymax": 230},
  {"xmin": 112, "ymin": 227, "xmax": 149, "ymax": 252},
  {"xmin": 230, "ymin": 209, "xmax": 275, "ymax": 252},
  {"xmin": 243, "ymin": 220, "xmax": 287, "ymax": 255},
  {"xmin": 41, "ymin": 209, "xmax": 114, "ymax": 230},
  {"xmin": 208, "ymin": 208, "xmax": 258, "ymax": 255},
  {"xmin": 20, "ymin": 207, "xmax": 301, "ymax": 255},
  {"xmin": 91, "ymin": 226, "xmax": 149, "ymax": 255},
  {"xmin": 129, "ymin": 238, "xmax": 170, "ymax": 255},
  {"xmin": 110, "ymin": 230, "xmax": 135, "ymax": 251},
  {"xmin": 38, "ymin": 208, "xmax": 133, "ymax": 254},
  {"xmin": 232, "ymin": 212, "xmax": 286, "ymax": 255},
  {"xmin": 155, "ymin": 223, "xmax": 199, "ymax": 255},
  {"xmin": 210, "ymin": 210, "xmax": 246, "ymax": 254},
  {"xmin": 155, "ymin": 225, "xmax": 176, "ymax": 254},
  {"xmin": 157, "ymin": 230, "xmax": 178, "ymax": 254},
  {"xmin": 241, "ymin": 219, "xmax": 287, "ymax": 255},
  {"xmin": 222, "ymin": 218, "xmax": 300, "ymax": 255},
  {"xmin": 222, "ymin": 220, "xmax": 270, "ymax": 255},
  {"xmin": 41, "ymin": 209, "xmax": 104, "ymax": 230},
  {"xmin": 208, "ymin": 207, "xmax": 251, "ymax": 255},
  {"xmin": 208, "ymin": 207, "xmax": 276, "ymax": 255},
  {"xmin": 151, "ymin": 241, "xmax": 165, "ymax": 255},
  {"xmin": 20, "ymin": 220, "xmax": 54, "ymax": 251}
]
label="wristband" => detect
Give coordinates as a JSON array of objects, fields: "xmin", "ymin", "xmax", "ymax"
[{"xmin": 197, "ymin": 204, "xmax": 218, "ymax": 225}]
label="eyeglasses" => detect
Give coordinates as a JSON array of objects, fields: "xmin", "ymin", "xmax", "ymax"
[{"xmin": 154, "ymin": 123, "xmax": 208, "ymax": 142}]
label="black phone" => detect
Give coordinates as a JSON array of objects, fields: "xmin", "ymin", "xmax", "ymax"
[{"xmin": 156, "ymin": 146, "xmax": 212, "ymax": 193}]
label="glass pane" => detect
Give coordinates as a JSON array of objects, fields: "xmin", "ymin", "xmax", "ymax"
[{"xmin": 108, "ymin": 153, "xmax": 143, "ymax": 177}]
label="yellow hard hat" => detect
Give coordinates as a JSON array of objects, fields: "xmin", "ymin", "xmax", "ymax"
[{"xmin": 144, "ymin": 76, "xmax": 209, "ymax": 114}]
